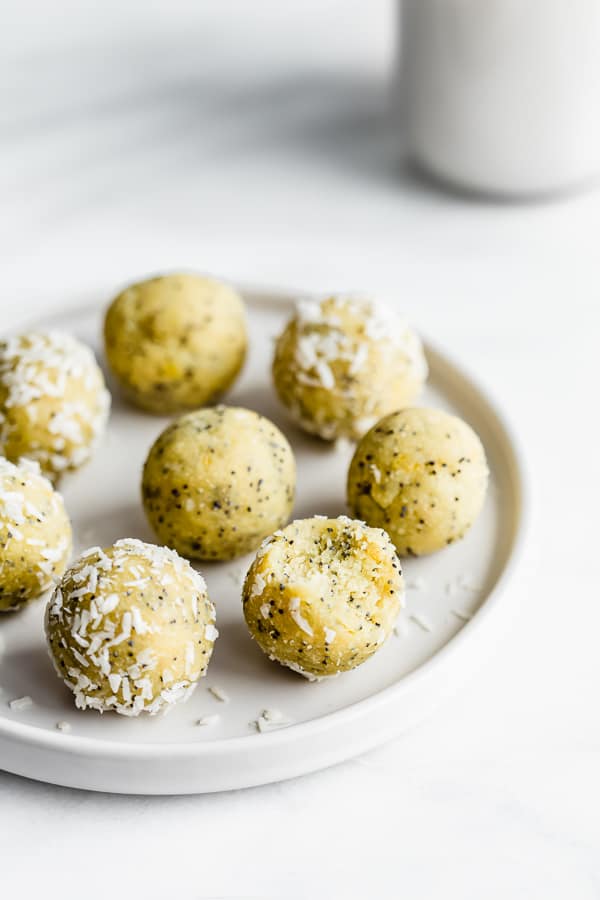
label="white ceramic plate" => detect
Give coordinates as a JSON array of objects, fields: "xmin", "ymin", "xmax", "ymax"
[{"xmin": 0, "ymin": 289, "xmax": 526, "ymax": 794}]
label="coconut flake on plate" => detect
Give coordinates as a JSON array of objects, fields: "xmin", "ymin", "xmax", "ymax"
[{"xmin": 9, "ymin": 695, "xmax": 33, "ymax": 711}]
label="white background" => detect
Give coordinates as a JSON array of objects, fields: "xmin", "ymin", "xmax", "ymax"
[{"xmin": 0, "ymin": 1, "xmax": 598, "ymax": 897}]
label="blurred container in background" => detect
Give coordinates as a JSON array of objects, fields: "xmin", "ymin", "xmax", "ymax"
[{"xmin": 400, "ymin": 0, "xmax": 600, "ymax": 197}]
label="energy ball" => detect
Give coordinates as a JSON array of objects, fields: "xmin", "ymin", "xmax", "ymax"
[
  {"xmin": 0, "ymin": 331, "xmax": 110, "ymax": 482},
  {"xmin": 347, "ymin": 408, "xmax": 489, "ymax": 557},
  {"xmin": 272, "ymin": 295, "xmax": 428, "ymax": 441},
  {"xmin": 0, "ymin": 457, "xmax": 71, "ymax": 612},
  {"xmin": 142, "ymin": 406, "xmax": 296, "ymax": 561},
  {"xmin": 242, "ymin": 516, "xmax": 404, "ymax": 679},
  {"xmin": 45, "ymin": 538, "xmax": 217, "ymax": 716},
  {"xmin": 104, "ymin": 273, "xmax": 247, "ymax": 414}
]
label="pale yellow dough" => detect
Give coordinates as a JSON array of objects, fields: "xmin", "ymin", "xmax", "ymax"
[
  {"xmin": 104, "ymin": 273, "xmax": 247, "ymax": 413},
  {"xmin": 0, "ymin": 457, "xmax": 71, "ymax": 612},
  {"xmin": 272, "ymin": 295, "xmax": 428, "ymax": 441},
  {"xmin": 347, "ymin": 407, "xmax": 489, "ymax": 556},
  {"xmin": 45, "ymin": 538, "xmax": 217, "ymax": 716},
  {"xmin": 0, "ymin": 331, "xmax": 110, "ymax": 482},
  {"xmin": 142, "ymin": 406, "xmax": 296, "ymax": 561},
  {"xmin": 243, "ymin": 516, "xmax": 404, "ymax": 678}
]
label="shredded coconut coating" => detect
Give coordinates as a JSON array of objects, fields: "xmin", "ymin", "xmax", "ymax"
[
  {"xmin": 45, "ymin": 538, "xmax": 217, "ymax": 716},
  {"xmin": 0, "ymin": 331, "xmax": 110, "ymax": 481},
  {"xmin": 272, "ymin": 295, "xmax": 428, "ymax": 441},
  {"xmin": 243, "ymin": 516, "xmax": 404, "ymax": 678},
  {"xmin": 0, "ymin": 457, "xmax": 72, "ymax": 611}
]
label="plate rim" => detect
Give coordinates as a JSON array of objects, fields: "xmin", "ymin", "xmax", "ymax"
[{"xmin": 0, "ymin": 286, "xmax": 530, "ymax": 774}]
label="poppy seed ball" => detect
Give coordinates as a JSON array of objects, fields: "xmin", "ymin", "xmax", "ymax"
[
  {"xmin": 242, "ymin": 516, "xmax": 404, "ymax": 679},
  {"xmin": 104, "ymin": 273, "xmax": 247, "ymax": 414},
  {"xmin": 142, "ymin": 406, "xmax": 296, "ymax": 561},
  {"xmin": 347, "ymin": 408, "xmax": 488, "ymax": 556}
]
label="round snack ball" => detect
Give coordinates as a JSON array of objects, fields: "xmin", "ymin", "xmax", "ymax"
[
  {"xmin": 104, "ymin": 273, "xmax": 247, "ymax": 414},
  {"xmin": 45, "ymin": 538, "xmax": 217, "ymax": 716},
  {"xmin": 272, "ymin": 294, "xmax": 428, "ymax": 441},
  {"xmin": 142, "ymin": 406, "xmax": 296, "ymax": 561},
  {"xmin": 0, "ymin": 457, "xmax": 72, "ymax": 612},
  {"xmin": 0, "ymin": 331, "xmax": 110, "ymax": 482},
  {"xmin": 347, "ymin": 408, "xmax": 489, "ymax": 557},
  {"xmin": 242, "ymin": 516, "xmax": 404, "ymax": 679}
]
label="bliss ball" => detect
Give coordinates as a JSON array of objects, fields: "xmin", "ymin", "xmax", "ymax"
[
  {"xmin": 104, "ymin": 273, "xmax": 247, "ymax": 414},
  {"xmin": 347, "ymin": 408, "xmax": 489, "ymax": 557},
  {"xmin": 272, "ymin": 295, "xmax": 428, "ymax": 441},
  {"xmin": 0, "ymin": 331, "xmax": 110, "ymax": 482},
  {"xmin": 142, "ymin": 406, "xmax": 296, "ymax": 561},
  {"xmin": 45, "ymin": 538, "xmax": 217, "ymax": 716},
  {"xmin": 0, "ymin": 457, "xmax": 71, "ymax": 612},
  {"xmin": 242, "ymin": 516, "xmax": 404, "ymax": 679}
]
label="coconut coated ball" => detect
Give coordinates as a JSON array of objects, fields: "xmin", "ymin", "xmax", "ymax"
[
  {"xmin": 45, "ymin": 538, "xmax": 217, "ymax": 716},
  {"xmin": 104, "ymin": 273, "xmax": 247, "ymax": 414},
  {"xmin": 142, "ymin": 406, "xmax": 296, "ymax": 561},
  {"xmin": 0, "ymin": 457, "xmax": 72, "ymax": 612},
  {"xmin": 272, "ymin": 295, "xmax": 428, "ymax": 441},
  {"xmin": 242, "ymin": 516, "xmax": 404, "ymax": 679},
  {"xmin": 347, "ymin": 408, "xmax": 489, "ymax": 557},
  {"xmin": 0, "ymin": 331, "xmax": 110, "ymax": 482}
]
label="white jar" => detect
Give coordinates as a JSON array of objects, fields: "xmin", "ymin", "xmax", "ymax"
[{"xmin": 400, "ymin": 0, "xmax": 600, "ymax": 196}]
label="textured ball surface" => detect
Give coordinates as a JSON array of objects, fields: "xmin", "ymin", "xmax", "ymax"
[
  {"xmin": 272, "ymin": 295, "xmax": 427, "ymax": 441},
  {"xmin": 104, "ymin": 273, "xmax": 247, "ymax": 413},
  {"xmin": 347, "ymin": 408, "xmax": 489, "ymax": 556},
  {"xmin": 0, "ymin": 457, "xmax": 72, "ymax": 612},
  {"xmin": 243, "ymin": 516, "xmax": 404, "ymax": 679},
  {"xmin": 45, "ymin": 538, "xmax": 217, "ymax": 716},
  {"xmin": 0, "ymin": 331, "xmax": 110, "ymax": 481},
  {"xmin": 142, "ymin": 406, "xmax": 296, "ymax": 561}
]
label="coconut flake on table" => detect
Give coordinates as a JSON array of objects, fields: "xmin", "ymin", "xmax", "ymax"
[
  {"xmin": 393, "ymin": 618, "xmax": 409, "ymax": 638},
  {"xmin": 406, "ymin": 576, "xmax": 427, "ymax": 592},
  {"xmin": 445, "ymin": 573, "xmax": 482, "ymax": 597},
  {"xmin": 196, "ymin": 714, "xmax": 220, "ymax": 727},
  {"xmin": 410, "ymin": 613, "xmax": 433, "ymax": 633},
  {"xmin": 56, "ymin": 720, "xmax": 71, "ymax": 733},
  {"xmin": 445, "ymin": 579, "xmax": 460, "ymax": 597},
  {"xmin": 253, "ymin": 708, "xmax": 294, "ymax": 733},
  {"xmin": 9, "ymin": 695, "xmax": 33, "ymax": 711},
  {"xmin": 208, "ymin": 684, "xmax": 230, "ymax": 703},
  {"xmin": 451, "ymin": 608, "xmax": 473, "ymax": 622},
  {"xmin": 458, "ymin": 573, "xmax": 482, "ymax": 592}
]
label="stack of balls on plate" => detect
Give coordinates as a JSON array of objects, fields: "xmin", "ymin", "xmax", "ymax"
[{"xmin": 0, "ymin": 274, "xmax": 488, "ymax": 717}]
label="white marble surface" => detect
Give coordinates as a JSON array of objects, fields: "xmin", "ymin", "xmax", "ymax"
[{"xmin": 0, "ymin": 1, "xmax": 598, "ymax": 897}]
